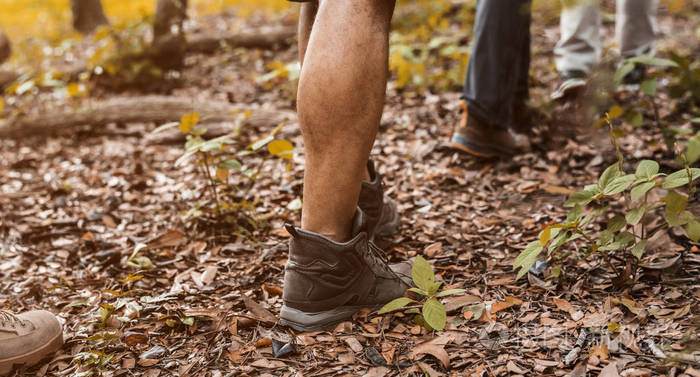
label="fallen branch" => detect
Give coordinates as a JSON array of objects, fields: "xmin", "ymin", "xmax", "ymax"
[
  {"xmin": 564, "ymin": 329, "xmax": 588, "ymax": 366},
  {"xmin": 0, "ymin": 70, "xmax": 18, "ymax": 89},
  {"xmin": 186, "ymin": 26, "xmax": 297, "ymax": 53},
  {"xmin": 0, "ymin": 96, "xmax": 296, "ymax": 139}
]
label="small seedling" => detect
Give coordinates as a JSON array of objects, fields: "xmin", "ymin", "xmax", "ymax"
[
  {"xmin": 514, "ymin": 115, "xmax": 700, "ymax": 282},
  {"xmin": 378, "ymin": 255, "xmax": 465, "ymax": 331}
]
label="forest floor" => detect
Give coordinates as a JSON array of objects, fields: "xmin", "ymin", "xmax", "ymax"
[{"xmin": 1, "ymin": 4, "xmax": 700, "ymax": 377}]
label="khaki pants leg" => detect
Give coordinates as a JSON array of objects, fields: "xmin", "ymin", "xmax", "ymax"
[
  {"xmin": 554, "ymin": 0, "xmax": 601, "ymax": 75},
  {"xmin": 617, "ymin": 0, "xmax": 657, "ymax": 58}
]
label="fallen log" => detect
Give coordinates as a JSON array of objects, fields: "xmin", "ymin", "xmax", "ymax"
[
  {"xmin": 186, "ymin": 26, "xmax": 297, "ymax": 53},
  {"xmin": 0, "ymin": 70, "xmax": 18, "ymax": 89},
  {"xmin": 0, "ymin": 96, "xmax": 296, "ymax": 139}
]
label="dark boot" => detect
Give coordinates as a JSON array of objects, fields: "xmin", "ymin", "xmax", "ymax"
[
  {"xmin": 280, "ymin": 210, "xmax": 411, "ymax": 332},
  {"xmin": 449, "ymin": 100, "xmax": 530, "ymax": 158},
  {"xmin": 359, "ymin": 160, "xmax": 400, "ymax": 239}
]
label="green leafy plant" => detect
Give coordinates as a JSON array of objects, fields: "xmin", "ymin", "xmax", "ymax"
[
  {"xmin": 378, "ymin": 255, "xmax": 466, "ymax": 331},
  {"xmin": 153, "ymin": 111, "xmax": 294, "ymax": 234},
  {"xmin": 514, "ymin": 116, "xmax": 700, "ymax": 282}
]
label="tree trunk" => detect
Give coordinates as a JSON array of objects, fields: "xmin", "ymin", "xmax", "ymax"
[
  {"xmin": 153, "ymin": 0, "xmax": 189, "ymax": 70},
  {"xmin": 71, "ymin": 0, "xmax": 109, "ymax": 34},
  {"xmin": 0, "ymin": 29, "xmax": 11, "ymax": 64}
]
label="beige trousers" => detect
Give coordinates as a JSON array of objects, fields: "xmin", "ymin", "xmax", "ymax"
[{"xmin": 554, "ymin": 0, "xmax": 658, "ymax": 74}]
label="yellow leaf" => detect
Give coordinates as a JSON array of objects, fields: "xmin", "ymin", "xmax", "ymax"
[
  {"xmin": 0, "ymin": 98, "xmax": 4, "ymax": 116},
  {"xmin": 66, "ymin": 83, "xmax": 85, "ymax": 98},
  {"xmin": 539, "ymin": 226, "xmax": 551, "ymax": 245},
  {"xmin": 180, "ymin": 113, "xmax": 200, "ymax": 133},
  {"xmin": 267, "ymin": 139, "xmax": 294, "ymax": 160},
  {"xmin": 216, "ymin": 168, "xmax": 228, "ymax": 182},
  {"xmin": 608, "ymin": 105, "xmax": 624, "ymax": 119}
]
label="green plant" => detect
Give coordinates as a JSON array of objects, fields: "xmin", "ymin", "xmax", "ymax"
[
  {"xmin": 514, "ymin": 116, "xmax": 700, "ymax": 282},
  {"xmin": 152, "ymin": 111, "xmax": 294, "ymax": 234},
  {"xmin": 378, "ymin": 255, "xmax": 466, "ymax": 331}
]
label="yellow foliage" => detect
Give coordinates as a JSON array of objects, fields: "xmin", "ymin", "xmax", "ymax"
[
  {"xmin": 0, "ymin": 0, "xmax": 291, "ymax": 48},
  {"xmin": 180, "ymin": 113, "xmax": 200, "ymax": 133}
]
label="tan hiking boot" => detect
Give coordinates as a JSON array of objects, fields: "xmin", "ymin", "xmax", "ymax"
[
  {"xmin": 359, "ymin": 160, "xmax": 400, "ymax": 239},
  {"xmin": 280, "ymin": 209, "xmax": 411, "ymax": 332},
  {"xmin": 449, "ymin": 100, "xmax": 530, "ymax": 158},
  {"xmin": 0, "ymin": 310, "xmax": 63, "ymax": 376}
]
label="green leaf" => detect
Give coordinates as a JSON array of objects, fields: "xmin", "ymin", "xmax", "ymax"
[
  {"xmin": 428, "ymin": 281, "xmax": 442, "ymax": 296},
  {"xmin": 614, "ymin": 62, "xmax": 635, "ymax": 84},
  {"xmin": 607, "ymin": 215, "xmax": 627, "ymax": 233},
  {"xmin": 662, "ymin": 168, "xmax": 700, "ymax": 188},
  {"xmin": 687, "ymin": 220, "xmax": 700, "ymax": 242},
  {"xmin": 565, "ymin": 189, "xmax": 598, "ymax": 207},
  {"xmin": 597, "ymin": 229, "xmax": 614, "ymax": 245},
  {"xmin": 408, "ymin": 287, "xmax": 429, "ymax": 296},
  {"xmin": 412, "ymin": 255, "xmax": 435, "ymax": 292},
  {"xmin": 599, "ymin": 231, "xmax": 635, "ymax": 251},
  {"xmin": 627, "ymin": 111, "xmax": 644, "ymax": 127},
  {"xmin": 626, "ymin": 55, "xmax": 679, "ymax": 68},
  {"xmin": 179, "ymin": 316, "xmax": 194, "ymax": 326},
  {"xmin": 422, "ymin": 298, "xmax": 446, "ymax": 331},
  {"xmin": 635, "ymin": 160, "xmax": 659, "ymax": 179},
  {"xmin": 630, "ymin": 181, "xmax": 656, "ymax": 202},
  {"xmin": 626, "ymin": 205, "xmax": 648, "ymax": 226},
  {"xmin": 687, "ymin": 135, "xmax": 700, "ymax": 164},
  {"xmin": 631, "ymin": 239, "xmax": 648, "ymax": 259},
  {"xmin": 249, "ymin": 135, "xmax": 274, "ymax": 151},
  {"xmin": 179, "ymin": 113, "xmax": 200, "ymax": 133},
  {"xmin": 603, "ymin": 174, "xmax": 636, "ymax": 195},
  {"xmin": 599, "ymin": 163, "xmax": 622, "ymax": 190},
  {"xmin": 267, "ymin": 139, "xmax": 294, "ymax": 160},
  {"xmin": 549, "ymin": 230, "xmax": 570, "ymax": 253},
  {"xmin": 513, "ymin": 241, "xmax": 543, "ymax": 280},
  {"xmin": 640, "ymin": 79, "xmax": 657, "ymax": 96},
  {"xmin": 151, "ymin": 121, "xmax": 180, "ymax": 134},
  {"xmin": 217, "ymin": 159, "xmax": 241, "ymax": 170},
  {"xmin": 566, "ymin": 205, "xmax": 583, "ymax": 224},
  {"xmin": 436, "ymin": 288, "xmax": 467, "ymax": 298},
  {"xmin": 665, "ymin": 190, "xmax": 689, "ymax": 226},
  {"xmin": 378, "ymin": 297, "xmax": 416, "ymax": 314}
]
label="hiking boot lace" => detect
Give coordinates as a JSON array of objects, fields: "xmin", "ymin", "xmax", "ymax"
[
  {"xmin": 0, "ymin": 310, "xmax": 30, "ymax": 329},
  {"xmin": 367, "ymin": 242, "xmax": 402, "ymax": 279}
]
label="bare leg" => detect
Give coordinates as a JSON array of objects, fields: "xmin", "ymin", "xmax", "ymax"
[
  {"xmin": 298, "ymin": 2, "xmax": 318, "ymax": 66},
  {"xmin": 298, "ymin": 1, "xmax": 373, "ymax": 182},
  {"xmin": 297, "ymin": 0, "xmax": 395, "ymax": 241}
]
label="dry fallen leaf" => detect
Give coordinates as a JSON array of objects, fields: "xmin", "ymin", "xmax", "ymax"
[
  {"xmin": 242, "ymin": 296, "xmax": 277, "ymax": 324},
  {"xmin": 590, "ymin": 343, "xmax": 609, "ymax": 361},
  {"xmin": 147, "ymin": 229, "xmax": 188, "ymax": 249},
  {"xmin": 553, "ymin": 297, "xmax": 576, "ymax": 315}
]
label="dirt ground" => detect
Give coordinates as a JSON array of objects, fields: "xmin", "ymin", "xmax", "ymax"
[{"xmin": 1, "ymin": 4, "xmax": 699, "ymax": 377}]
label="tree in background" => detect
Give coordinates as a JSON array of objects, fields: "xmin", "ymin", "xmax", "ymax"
[
  {"xmin": 153, "ymin": 0, "xmax": 189, "ymax": 70},
  {"xmin": 0, "ymin": 29, "xmax": 10, "ymax": 64},
  {"xmin": 71, "ymin": 0, "xmax": 109, "ymax": 34}
]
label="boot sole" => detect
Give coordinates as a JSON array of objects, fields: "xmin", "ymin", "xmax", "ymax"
[
  {"xmin": 280, "ymin": 305, "xmax": 377, "ymax": 332},
  {"xmin": 449, "ymin": 134, "xmax": 514, "ymax": 158},
  {"xmin": 0, "ymin": 329, "xmax": 62, "ymax": 376}
]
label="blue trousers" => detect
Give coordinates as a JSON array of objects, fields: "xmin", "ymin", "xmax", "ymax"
[{"xmin": 463, "ymin": 0, "xmax": 532, "ymax": 130}]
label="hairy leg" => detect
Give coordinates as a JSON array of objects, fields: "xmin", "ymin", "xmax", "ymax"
[
  {"xmin": 297, "ymin": 0, "xmax": 395, "ymax": 241},
  {"xmin": 298, "ymin": 1, "xmax": 318, "ymax": 66},
  {"xmin": 297, "ymin": 0, "xmax": 372, "ymax": 181}
]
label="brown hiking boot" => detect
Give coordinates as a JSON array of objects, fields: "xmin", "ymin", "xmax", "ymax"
[
  {"xmin": 359, "ymin": 160, "xmax": 400, "ymax": 239},
  {"xmin": 280, "ymin": 210, "xmax": 411, "ymax": 331},
  {"xmin": 0, "ymin": 310, "xmax": 63, "ymax": 376},
  {"xmin": 449, "ymin": 100, "xmax": 530, "ymax": 158}
]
